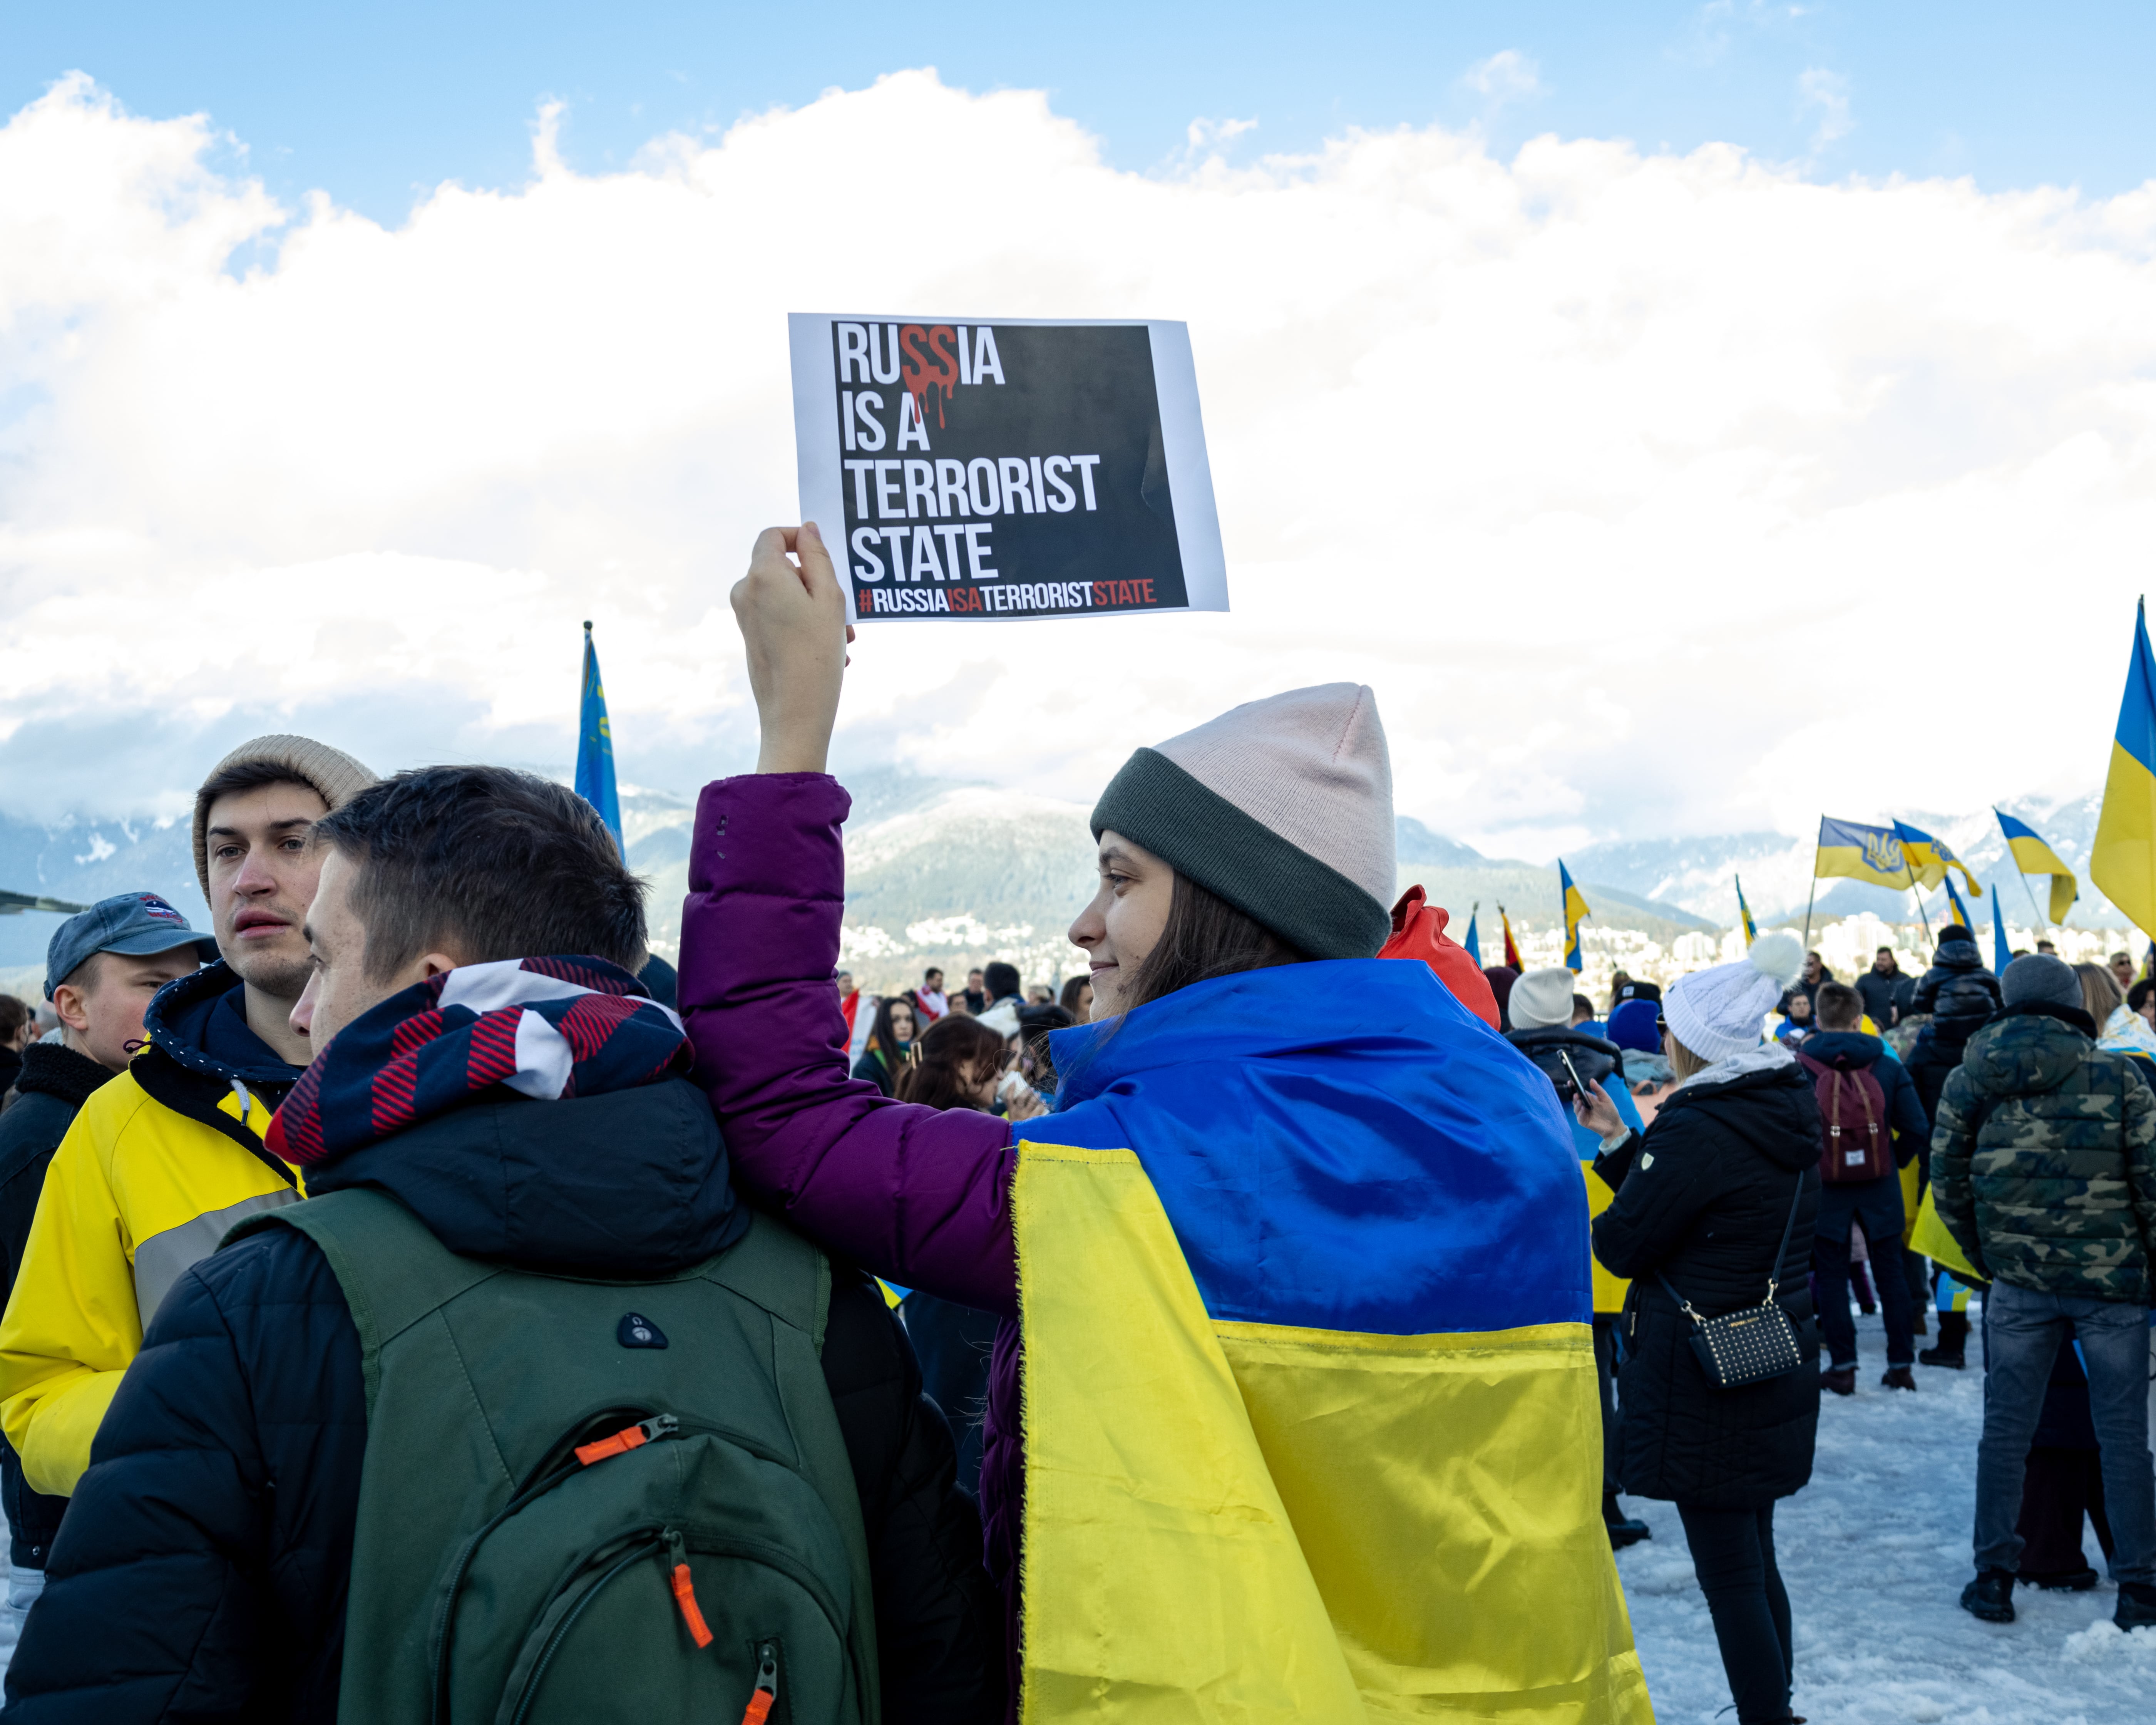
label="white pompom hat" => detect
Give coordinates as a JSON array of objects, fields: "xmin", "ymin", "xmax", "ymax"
[{"xmin": 1663, "ymin": 930, "xmax": 1806, "ymax": 1064}]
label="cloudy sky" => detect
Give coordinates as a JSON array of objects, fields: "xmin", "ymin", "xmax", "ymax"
[{"xmin": 5, "ymin": 5, "xmax": 2156, "ymax": 858}]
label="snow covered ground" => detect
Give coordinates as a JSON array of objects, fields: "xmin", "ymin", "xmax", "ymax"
[{"xmin": 1617, "ymin": 1306, "xmax": 2156, "ymax": 1725}]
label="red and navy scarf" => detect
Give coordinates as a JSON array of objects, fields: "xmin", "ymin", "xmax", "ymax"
[{"xmin": 266, "ymin": 956, "xmax": 692, "ymax": 1167}]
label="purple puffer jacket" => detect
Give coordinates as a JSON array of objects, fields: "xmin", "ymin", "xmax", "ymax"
[{"xmin": 680, "ymin": 773, "xmax": 1028, "ymax": 1681}]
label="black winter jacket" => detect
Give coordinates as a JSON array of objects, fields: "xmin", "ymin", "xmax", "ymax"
[
  {"xmin": 1905, "ymin": 933, "xmax": 2004, "ymax": 1122},
  {"xmin": 8, "ymin": 1078, "xmax": 1005, "ymax": 1724},
  {"xmin": 1855, "ymin": 968, "xmax": 1904, "ymax": 1030},
  {"xmin": 0, "ymin": 1042, "xmax": 114, "ymax": 1570},
  {"xmin": 1591, "ymin": 1048, "xmax": 1823, "ymax": 1509}
]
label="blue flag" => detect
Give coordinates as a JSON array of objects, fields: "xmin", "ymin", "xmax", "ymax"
[
  {"xmin": 1462, "ymin": 908, "xmax": 1481, "ymax": 967},
  {"xmin": 1992, "ymin": 884, "xmax": 2013, "ymax": 976},
  {"xmin": 575, "ymin": 621, "xmax": 623, "ymax": 853}
]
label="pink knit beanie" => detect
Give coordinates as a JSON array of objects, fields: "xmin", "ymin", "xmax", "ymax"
[{"xmin": 1089, "ymin": 683, "xmax": 1395, "ymax": 959}]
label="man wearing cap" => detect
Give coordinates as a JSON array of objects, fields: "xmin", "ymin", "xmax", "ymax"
[
  {"xmin": 0, "ymin": 736, "xmax": 373, "ymax": 1514},
  {"xmin": 0, "ymin": 894, "xmax": 218, "ymax": 1664},
  {"xmin": 1933, "ymin": 952, "xmax": 2156, "ymax": 1631}
]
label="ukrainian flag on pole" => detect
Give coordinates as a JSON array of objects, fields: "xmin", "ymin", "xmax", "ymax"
[
  {"xmin": 1736, "ymin": 875, "xmax": 1758, "ymax": 946},
  {"xmin": 1942, "ymin": 873, "xmax": 1974, "ymax": 930},
  {"xmin": 575, "ymin": 620, "xmax": 624, "ymax": 854},
  {"xmin": 1815, "ymin": 817, "xmax": 1914, "ymax": 889},
  {"xmin": 1996, "ymin": 809, "xmax": 2080, "ymax": 926},
  {"xmin": 1992, "ymin": 888, "xmax": 2014, "ymax": 975},
  {"xmin": 1461, "ymin": 904, "xmax": 1481, "ymax": 966},
  {"xmin": 1560, "ymin": 861, "xmax": 1592, "ymax": 973},
  {"xmin": 2092, "ymin": 599, "xmax": 2156, "ymax": 940},
  {"xmin": 1893, "ymin": 820, "xmax": 1982, "ymax": 897}
]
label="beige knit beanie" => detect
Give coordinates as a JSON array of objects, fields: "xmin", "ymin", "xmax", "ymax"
[
  {"xmin": 192, "ymin": 734, "xmax": 379, "ymax": 899},
  {"xmin": 1508, "ymin": 968, "xmax": 1579, "ymax": 1031},
  {"xmin": 1090, "ymin": 683, "xmax": 1395, "ymax": 960}
]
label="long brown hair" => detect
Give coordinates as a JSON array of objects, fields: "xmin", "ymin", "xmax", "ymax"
[
  {"xmin": 1118, "ymin": 874, "xmax": 1311, "ymax": 1014},
  {"xmin": 896, "ymin": 1013, "xmax": 1008, "ymax": 1110},
  {"xmin": 2076, "ymin": 962, "xmax": 2123, "ymax": 1026}
]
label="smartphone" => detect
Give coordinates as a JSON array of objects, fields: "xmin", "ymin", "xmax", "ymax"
[{"xmin": 1556, "ymin": 1048, "xmax": 1589, "ymax": 1103}]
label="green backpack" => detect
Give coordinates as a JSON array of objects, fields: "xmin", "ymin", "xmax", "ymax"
[{"xmin": 228, "ymin": 1188, "xmax": 880, "ymax": 1725}]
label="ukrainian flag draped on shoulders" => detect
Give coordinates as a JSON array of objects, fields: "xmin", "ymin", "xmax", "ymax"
[
  {"xmin": 2093, "ymin": 599, "xmax": 2156, "ymax": 940},
  {"xmin": 1014, "ymin": 958, "xmax": 1650, "ymax": 1723}
]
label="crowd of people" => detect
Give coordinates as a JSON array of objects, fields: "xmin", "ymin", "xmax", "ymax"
[{"xmin": 0, "ymin": 523, "xmax": 2148, "ymax": 1725}]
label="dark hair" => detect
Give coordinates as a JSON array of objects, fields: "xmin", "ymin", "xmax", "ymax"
[
  {"xmin": 984, "ymin": 961, "xmax": 1021, "ymax": 1001},
  {"xmin": 2131, "ymin": 979, "xmax": 2156, "ymax": 1014},
  {"xmin": 924, "ymin": 967, "xmax": 944, "ymax": 985},
  {"xmin": 198, "ymin": 758, "xmax": 323, "ymax": 811},
  {"xmin": 895, "ymin": 1012, "xmax": 1007, "ymax": 1110},
  {"xmin": 1120, "ymin": 874, "xmax": 1310, "ymax": 1013},
  {"xmin": 316, "ymin": 765, "xmax": 645, "ymax": 982},
  {"xmin": 1815, "ymin": 981, "xmax": 1863, "ymax": 1030},
  {"xmin": 869, "ymin": 993, "xmax": 917, "ymax": 1054},
  {"xmin": 1570, "ymin": 993, "xmax": 1594, "ymax": 1022},
  {"xmin": 1016, "ymin": 1002, "xmax": 1075, "ymax": 1090},
  {"xmin": 1059, "ymin": 974, "xmax": 1091, "ymax": 1014},
  {"xmin": 0, "ymin": 995, "xmax": 30, "ymax": 1039}
]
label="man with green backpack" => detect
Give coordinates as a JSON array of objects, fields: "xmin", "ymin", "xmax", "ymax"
[{"xmin": 6, "ymin": 765, "xmax": 1004, "ymax": 1723}]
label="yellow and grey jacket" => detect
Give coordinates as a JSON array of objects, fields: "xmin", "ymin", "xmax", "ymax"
[{"xmin": 0, "ymin": 964, "xmax": 303, "ymax": 1497}]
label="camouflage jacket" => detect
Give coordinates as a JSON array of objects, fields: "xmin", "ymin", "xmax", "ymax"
[{"xmin": 1931, "ymin": 1003, "xmax": 2156, "ymax": 1303}]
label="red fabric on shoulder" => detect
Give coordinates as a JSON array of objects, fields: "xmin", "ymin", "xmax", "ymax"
[{"xmin": 1379, "ymin": 886, "xmax": 1501, "ymax": 1029}]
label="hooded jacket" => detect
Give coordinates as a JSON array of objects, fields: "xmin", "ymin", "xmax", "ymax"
[
  {"xmin": 681, "ymin": 774, "xmax": 1646, "ymax": 1723},
  {"xmin": 0, "ymin": 964, "xmax": 302, "ymax": 1501},
  {"xmin": 1905, "ymin": 932, "xmax": 2004, "ymax": 1120},
  {"xmin": 1931, "ymin": 1001, "xmax": 2156, "ymax": 1303},
  {"xmin": 1590, "ymin": 1047, "xmax": 1823, "ymax": 1507},
  {"xmin": 0, "ymin": 1041, "xmax": 115, "ymax": 1570},
  {"xmin": 1792, "ymin": 1028, "xmax": 1931, "ymax": 1171},
  {"xmin": 6, "ymin": 1063, "xmax": 1003, "ymax": 1720}
]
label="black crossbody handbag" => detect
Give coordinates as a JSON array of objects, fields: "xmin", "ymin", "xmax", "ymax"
[{"xmin": 1656, "ymin": 1174, "xmax": 1808, "ymax": 1390}]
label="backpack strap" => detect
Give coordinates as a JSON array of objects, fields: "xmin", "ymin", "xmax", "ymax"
[{"xmin": 223, "ymin": 1188, "xmax": 504, "ymax": 1416}]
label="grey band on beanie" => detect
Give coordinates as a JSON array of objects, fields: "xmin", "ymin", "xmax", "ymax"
[{"xmin": 1090, "ymin": 747, "xmax": 1390, "ymax": 961}]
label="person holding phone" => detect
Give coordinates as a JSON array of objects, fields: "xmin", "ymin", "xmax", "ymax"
[{"xmin": 1574, "ymin": 931, "xmax": 1821, "ymax": 1725}]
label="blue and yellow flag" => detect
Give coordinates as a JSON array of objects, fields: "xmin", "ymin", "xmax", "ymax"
[
  {"xmin": 1893, "ymin": 819, "xmax": 1981, "ymax": 897},
  {"xmin": 1997, "ymin": 809, "xmax": 2079, "ymax": 926},
  {"xmin": 1461, "ymin": 903, "xmax": 1481, "ymax": 966},
  {"xmin": 1560, "ymin": 860, "xmax": 1592, "ymax": 973},
  {"xmin": 1993, "ymin": 884, "xmax": 2014, "ymax": 975},
  {"xmin": 1942, "ymin": 873, "xmax": 1973, "ymax": 930},
  {"xmin": 1735, "ymin": 874, "xmax": 1758, "ymax": 946},
  {"xmin": 575, "ymin": 621, "xmax": 624, "ymax": 853},
  {"xmin": 1815, "ymin": 816, "xmax": 1913, "ymax": 889},
  {"xmin": 2093, "ymin": 600, "xmax": 2156, "ymax": 940},
  {"xmin": 1024, "ymin": 963, "xmax": 1649, "ymax": 1722}
]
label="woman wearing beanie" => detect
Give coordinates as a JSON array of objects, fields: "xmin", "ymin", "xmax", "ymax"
[
  {"xmin": 1575, "ymin": 929, "xmax": 1822, "ymax": 1725},
  {"xmin": 680, "ymin": 528, "xmax": 1650, "ymax": 1723}
]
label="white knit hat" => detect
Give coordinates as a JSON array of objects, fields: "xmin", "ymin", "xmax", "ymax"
[
  {"xmin": 1090, "ymin": 683, "xmax": 1394, "ymax": 959},
  {"xmin": 1663, "ymin": 930, "xmax": 1806, "ymax": 1063},
  {"xmin": 1508, "ymin": 968, "xmax": 1578, "ymax": 1031}
]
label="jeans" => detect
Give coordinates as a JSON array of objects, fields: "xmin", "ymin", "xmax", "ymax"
[
  {"xmin": 1676, "ymin": 1502, "xmax": 1793, "ymax": 1725},
  {"xmin": 1974, "ymin": 1280, "xmax": 2156, "ymax": 1585},
  {"xmin": 0, "ymin": 1562, "xmax": 44, "ymax": 1685},
  {"xmin": 1813, "ymin": 1183, "xmax": 1916, "ymax": 1368}
]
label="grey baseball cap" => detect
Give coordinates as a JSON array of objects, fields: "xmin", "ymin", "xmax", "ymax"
[{"xmin": 45, "ymin": 893, "xmax": 219, "ymax": 1000}]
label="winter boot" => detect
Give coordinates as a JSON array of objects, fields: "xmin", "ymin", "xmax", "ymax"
[
  {"xmin": 1960, "ymin": 1568, "xmax": 2015, "ymax": 1623},
  {"xmin": 2117, "ymin": 1582, "xmax": 2156, "ymax": 1631},
  {"xmin": 1920, "ymin": 1311, "xmax": 1968, "ymax": 1369},
  {"xmin": 2022, "ymin": 1566, "xmax": 2098, "ymax": 1591},
  {"xmin": 1881, "ymin": 1365, "xmax": 1917, "ymax": 1392},
  {"xmin": 1821, "ymin": 1364, "xmax": 1856, "ymax": 1397},
  {"xmin": 1602, "ymin": 1492, "xmax": 1651, "ymax": 1549}
]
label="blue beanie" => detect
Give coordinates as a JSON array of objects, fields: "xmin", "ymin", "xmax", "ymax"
[{"xmin": 1608, "ymin": 998, "xmax": 1661, "ymax": 1053}]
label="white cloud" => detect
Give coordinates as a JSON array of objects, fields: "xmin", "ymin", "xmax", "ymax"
[
  {"xmin": 5, "ymin": 69, "xmax": 2156, "ymax": 858},
  {"xmin": 1462, "ymin": 50, "xmax": 1543, "ymax": 107},
  {"xmin": 1796, "ymin": 66, "xmax": 1853, "ymax": 152}
]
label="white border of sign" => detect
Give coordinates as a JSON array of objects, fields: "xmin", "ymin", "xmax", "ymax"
[{"xmin": 788, "ymin": 314, "xmax": 1228, "ymax": 625}]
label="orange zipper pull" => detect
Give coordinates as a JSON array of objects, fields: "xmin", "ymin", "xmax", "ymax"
[
  {"xmin": 740, "ymin": 1641, "xmax": 780, "ymax": 1725},
  {"xmin": 665, "ymin": 1529, "xmax": 713, "ymax": 1648},
  {"xmin": 575, "ymin": 1413, "xmax": 679, "ymax": 1466}
]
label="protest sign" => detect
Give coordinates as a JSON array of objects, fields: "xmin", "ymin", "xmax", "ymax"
[{"xmin": 789, "ymin": 316, "xmax": 1228, "ymax": 623}]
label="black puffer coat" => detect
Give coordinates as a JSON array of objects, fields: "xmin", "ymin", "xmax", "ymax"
[
  {"xmin": 1905, "ymin": 930, "xmax": 2005, "ymax": 1123},
  {"xmin": 7, "ymin": 1079, "xmax": 1006, "ymax": 1723},
  {"xmin": 1591, "ymin": 1048, "xmax": 1823, "ymax": 1509}
]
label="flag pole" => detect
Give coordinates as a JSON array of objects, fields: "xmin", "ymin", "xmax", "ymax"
[
  {"xmin": 2017, "ymin": 871, "xmax": 2047, "ymax": 936},
  {"xmin": 1801, "ymin": 866, "xmax": 1819, "ymax": 953},
  {"xmin": 1910, "ymin": 886, "xmax": 1933, "ymax": 942}
]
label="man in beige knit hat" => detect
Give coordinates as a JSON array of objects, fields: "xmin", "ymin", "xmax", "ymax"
[{"xmin": 0, "ymin": 735, "xmax": 375, "ymax": 1525}]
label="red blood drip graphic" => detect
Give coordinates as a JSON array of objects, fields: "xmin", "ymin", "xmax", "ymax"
[{"xmin": 901, "ymin": 324, "xmax": 961, "ymax": 429}]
